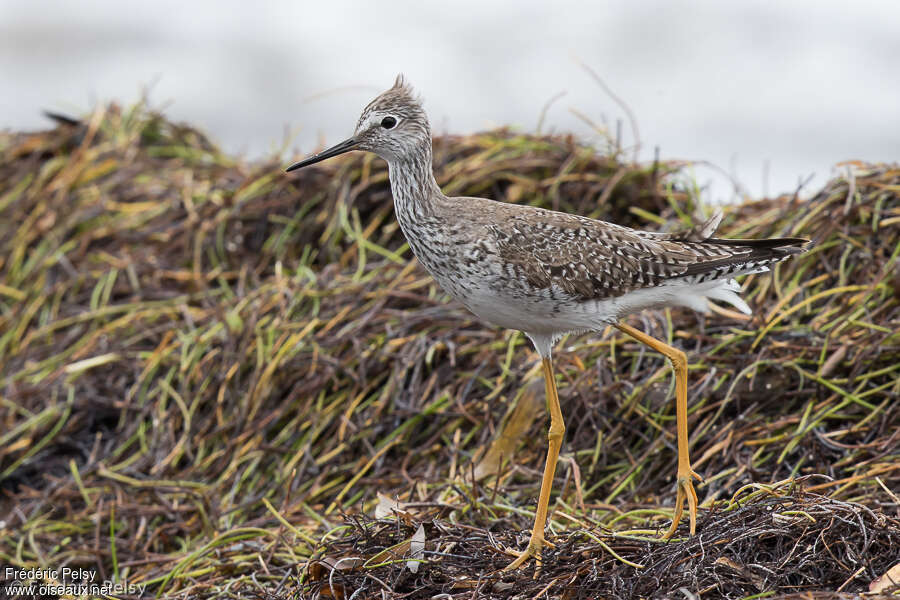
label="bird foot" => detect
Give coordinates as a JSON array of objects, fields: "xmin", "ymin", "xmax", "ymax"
[
  {"xmin": 662, "ymin": 467, "xmax": 702, "ymax": 540},
  {"xmin": 503, "ymin": 535, "xmax": 555, "ymax": 573}
]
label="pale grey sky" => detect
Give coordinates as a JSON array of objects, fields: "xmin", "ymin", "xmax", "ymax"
[{"xmin": 3, "ymin": 0, "xmax": 898, "ymax": 201}]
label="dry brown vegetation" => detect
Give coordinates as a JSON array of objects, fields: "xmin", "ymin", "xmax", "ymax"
[{"xmin": 1, "ymin": 105, "xmax": 898, "ymax": 599}]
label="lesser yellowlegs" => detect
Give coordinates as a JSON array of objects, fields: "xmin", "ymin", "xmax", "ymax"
[{"xmin": 286, "ymin": 75, "xmax": 808, "ymax": 570}]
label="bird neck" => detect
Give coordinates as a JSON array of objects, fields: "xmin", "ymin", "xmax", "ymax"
[{"xmin": 387, "ymin": 146, "xmax": 442, "ymax": 226}]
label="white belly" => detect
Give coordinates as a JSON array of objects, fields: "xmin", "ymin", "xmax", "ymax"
[{"xmin": 451, "ymin": 273, "xmax": 759, "ymax": 337}]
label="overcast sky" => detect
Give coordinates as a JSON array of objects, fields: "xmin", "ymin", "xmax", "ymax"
[{"xmin": 3, "ymin": 0, "xmax": 898, "ymax": 201}]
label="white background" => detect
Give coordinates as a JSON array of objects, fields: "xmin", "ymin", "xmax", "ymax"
[{"xmin": 3, "ymin": 0, "xmax": 898, "ymax": 201}]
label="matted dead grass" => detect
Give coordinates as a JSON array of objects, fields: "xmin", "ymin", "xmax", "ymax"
[{"xmin": 1, "ymin": 105, "xmax": 898, "ymax": 599}]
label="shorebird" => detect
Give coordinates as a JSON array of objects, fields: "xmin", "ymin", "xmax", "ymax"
[{"xmin": 286, "ymin": 76, "xmax": 807, "ymax": 570}]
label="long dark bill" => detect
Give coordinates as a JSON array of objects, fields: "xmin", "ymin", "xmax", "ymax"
[{"xmin": 285, "ymin": 137, "xmax": 359, "ymax": 172}]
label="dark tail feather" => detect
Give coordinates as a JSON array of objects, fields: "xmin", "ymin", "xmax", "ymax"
[
  {"xmin": 43, "ymin": 110, "xmax": 82, "ymax": 127},
  {"xmin": 707, "ymin": 237, "xmax": 809, "ymax": 253},
  {"xmin": 682, "ymin": 237, "xmax": 809, "ymax": 278}
]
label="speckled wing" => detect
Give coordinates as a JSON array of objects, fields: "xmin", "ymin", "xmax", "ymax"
[{"xmin": 489, "ymin": 209, "xmax": 804, "ymax": 302}]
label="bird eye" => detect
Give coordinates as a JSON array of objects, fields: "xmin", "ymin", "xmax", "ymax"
[{"xmin": 381, "ymin": 116, "xmax": 397, "ymax": 129}]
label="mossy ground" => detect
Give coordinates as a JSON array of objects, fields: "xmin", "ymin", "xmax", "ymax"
[{"xmin": 1, "ymin": 106, "xmax": 898, "ymax": 599}]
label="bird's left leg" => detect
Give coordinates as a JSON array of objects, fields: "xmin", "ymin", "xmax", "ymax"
[
  {"xmin": 614, "ymin": 322, "xmax": 702, "ymax": 538},
  {"xmin": 504, "ymin": 357, "xmax": 565, "ymax": 571}
]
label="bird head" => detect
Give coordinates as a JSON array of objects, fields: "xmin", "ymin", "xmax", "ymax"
[{"xmin": 286, "ymin": 75, "xmax": 430, "ymax": 172}]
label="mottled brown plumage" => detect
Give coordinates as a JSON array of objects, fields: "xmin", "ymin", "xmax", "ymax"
[{"xmin": 490, "ymin": 206, "xmax": 805, "ymax": 301}]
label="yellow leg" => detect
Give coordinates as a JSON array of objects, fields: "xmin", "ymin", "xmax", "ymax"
[
  {"xmin": 614, "ymin": 323, "xmax": 702, "ymax": 538},
  {"xmin": 504, "ymin": 357, "xmax": 565, "ymax": 571}
]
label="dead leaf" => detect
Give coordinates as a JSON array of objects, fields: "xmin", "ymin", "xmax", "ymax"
[
  {"xmin": 308, "ymin": 555, "xmax": 365, "ymax": 580},
  {"xmin": 714, "ymin": 556, "xmax": 743, "ymax": 570},
  {"xmin": 870, "ymin": 562, "xmax": 900, "ymax": 593},
  {"xmin": 317, "ymin": 583, "xmax": 345, "ymax": 599},
  {"xmin": 375, "ymin": 492, "xmax": 402, "ymax": 518},
  {"xmin": 474, "ymin": 378, "xmax": 544, "ymax": 480},
  {"xmin": 366, "ymin": 539, "xmax": 411, "ymax": 566},
  {"xmin": 374, "ymin": 492, "xmax": 414, "ymax": 525},
  {"xmin": 307, "ymin": 555, "xmax": 366, "ymax": 599},
  {"xmin": 714, "ymin": 556, "xmax": 765, "ymax": 590},
  {"xmin": 407, "ymin": 523, "xmax": 426, "ymax": 573}
]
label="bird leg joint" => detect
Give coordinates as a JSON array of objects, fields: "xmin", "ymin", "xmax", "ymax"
[
  {"xmin": 666, "ymin": 348, "xmax": 687, "ymax": 370},
  {"xmin": 547, "ymin": 421, "xmax": 565, "ymax": 442}
]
